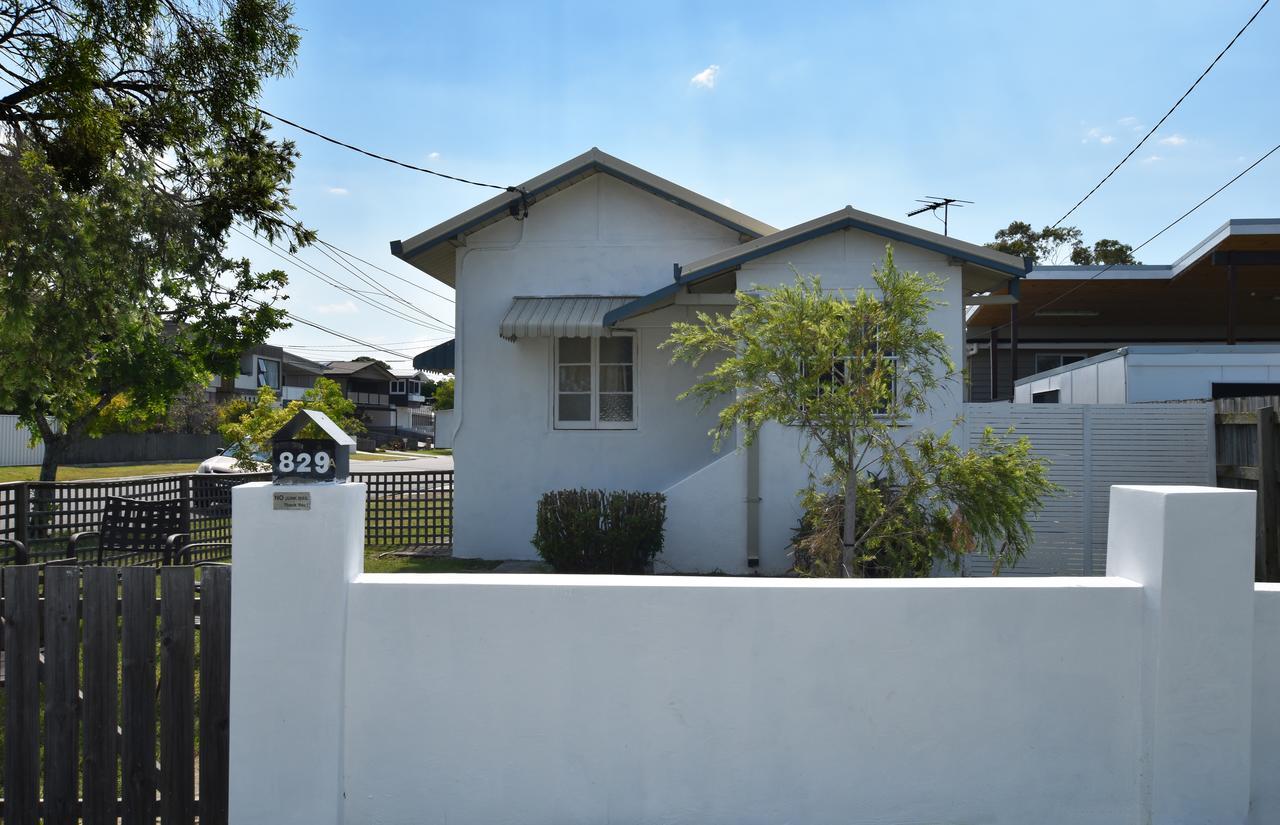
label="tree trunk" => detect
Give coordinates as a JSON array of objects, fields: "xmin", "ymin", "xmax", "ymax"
[
  {"xmin": 841, "ymin": 449, "xmax": 856, "ymax": 578},
  {"xmin": 38, "ymin": 433, "xmax": 65, "ymax": 482}
]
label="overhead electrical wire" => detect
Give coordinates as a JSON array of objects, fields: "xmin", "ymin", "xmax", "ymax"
[
  {"xmin": 149, "ymin": 156, "xmax": 455, "ymax": 336},
  {"xmin": 253, "ymin": 106, "xmax": 517, "ymax": 193},
  {"xmin": 1051, "ymin": 0, "xmax": 1271, "ymax": 228},
  {"xmin": 244, "ymin": 298, "xmax": 414, "ymax": 360},
  {"xmin": 231, "ymin": 225, "xmax": 454, "ymax": 333},
  {"xmin": 992, "ymin": 141, "xmax": 1280, "ymax": 334}
]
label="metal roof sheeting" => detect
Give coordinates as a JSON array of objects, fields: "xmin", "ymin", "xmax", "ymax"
[
  {"xmin": 389, "ymin": 148, "xmax": 777, "ymax": 287},
  {"xmin": 413, "ymin": 339, "xmax": 455, "ymax": 373},
  {"xmin": 499, "ymin": 297, "xmax": 639, "ymax": 340}
]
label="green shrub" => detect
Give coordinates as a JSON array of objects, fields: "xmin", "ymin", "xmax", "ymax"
[{"xmin": 532, "ymin": 489, "xmax": 666, "ymax": 573}]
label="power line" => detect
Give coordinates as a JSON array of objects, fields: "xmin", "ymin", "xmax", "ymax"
[
  {"xmin": 149, "ymin": 156, "xmax": 455, "ymax": 328},
  {"xmin": 317, "ymin": 239, "xmax": 454, "ymax": 304},
  {"xmin": 278, "ymin": 339, "xmax": 444, "ymax": 348},
  {"xmin": 232, "ymin": 225, "xmax": 454, "ymax": 333},
  {"xmin": 247, "ymin": 299, "xmax": 414, "ymax": 360},
  {"xmin": 1051, "ymin": 0, "xmax": 1270, "ymax": 228},
  {"xmin": 306, "ymin": 239, "xmax": 454, "ymax": 330},
  {"xmin": 993, "ymin": 141, "xmax": 1280, "ymax": 333},
  {"xmin": 253, "ymin": 106, "xmax": 517, "ymax": 193}
]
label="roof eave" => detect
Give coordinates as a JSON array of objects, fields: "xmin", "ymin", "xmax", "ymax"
[{"xmin": 389, "ymin": 148, "xmax": 777, "ymax": 280}]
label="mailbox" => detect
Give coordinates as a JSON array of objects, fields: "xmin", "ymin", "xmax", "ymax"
[{"xmin": 270, "ymin": 409, "xmax": 356, "ymax": 484}]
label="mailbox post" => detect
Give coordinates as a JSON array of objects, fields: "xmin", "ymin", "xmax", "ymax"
[{"xmin": 229, "ymin": 409, "xmax": 364, "ymax": 825}]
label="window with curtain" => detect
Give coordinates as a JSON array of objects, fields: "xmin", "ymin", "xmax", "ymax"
[{"xmin": 555, "ymin": 335, "xmax": 635, "ymax": 429}]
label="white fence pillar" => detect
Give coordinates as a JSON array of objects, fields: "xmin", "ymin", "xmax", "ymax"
[
  {"xmin": 228, "ymin": 481, "xmax": 365, "ymax": 825},
  {"xmin": 1106, "ymin": 485, "xmax": 1256, "ymax": 825}
]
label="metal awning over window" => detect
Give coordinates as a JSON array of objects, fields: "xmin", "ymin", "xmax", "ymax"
[{"xmin": 499, "ymin": 296, "xmax": 638, "ymax": 341}]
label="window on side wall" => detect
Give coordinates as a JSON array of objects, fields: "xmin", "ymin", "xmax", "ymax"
[{"xmin": 555, "ymin": 335, "xmax": 635, "ymax": 430}]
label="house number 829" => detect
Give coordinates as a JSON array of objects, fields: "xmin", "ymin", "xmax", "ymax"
[{"xmin": 276, "ymin": 450, "xmax": 332, "ymax": 474}]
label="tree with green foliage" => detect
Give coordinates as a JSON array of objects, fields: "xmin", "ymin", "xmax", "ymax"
[
  {"xmin": 433, "ymin": 378, "xmax": 454, "ymax": 410},
  {"xmin": 663, "ymin": 247, "xmax": 1056, "ymax": 577},
  {"xmin": 0, "ymin": 0, "xmax": 307, "ymax": 480},
  {"xmin": 987, "ymin": 220, "xmax": 1138, "ymax": 266},
  {"xmin": 218, "ymin": 377, "xmax": 366, "ymax": 468}
]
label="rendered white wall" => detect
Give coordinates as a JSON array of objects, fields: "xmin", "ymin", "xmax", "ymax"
[
  {"xmin": 344, "ymin": 574, "xmax": 1143, "ymax": 825},
  {"xmin": 228, "ymin": 483, "xmax": 1272, "ymax": 825},
  {"xmin": 1252, "ymin": 585, "xmax": 1280, "ymax": 823},
  {"xmin": 432, "ymin": 408, "xmax": 455, "ymax": 448},
  {"xmin": 228, "ymin": 481, "xmax": 366, "ymax": 825}
]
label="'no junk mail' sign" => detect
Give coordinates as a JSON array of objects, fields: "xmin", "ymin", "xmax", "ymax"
[{"xmin": 270, "ymin": 409, "xmax": 356, "ymax": 484}]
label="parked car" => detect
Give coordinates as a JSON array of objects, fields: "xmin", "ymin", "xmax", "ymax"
[{"xmin": 197, "ymin": 442, "xmax": 270, "ymax": 474}]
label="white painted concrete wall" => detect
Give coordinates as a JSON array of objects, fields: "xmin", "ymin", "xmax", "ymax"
[
  {"xmin": 431, "ymin": 408, "xmax": 455, "ymax": 448},
  {"xmin": 1252, "ymin": 585, "xmax": 1280, "ymax": 823},
  {"xmin": 228, "ymin": 483, "xmax": 1275, "ymax": 825}
]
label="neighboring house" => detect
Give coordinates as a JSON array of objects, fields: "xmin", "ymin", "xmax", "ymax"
[
  {"xmin": 208, "ymin": 345, "xmax": 327, "ymax": 404},
  {"xmin": 322, "ymin": 360, "xmax": 399, "ymax": 427},
  {"xmin": 966, "ymin": 219, "xmax": 1280, "ymax": 401},
  {"xmin": 282, "ymin": 351, "xmax": 328, "ymax": 400},
  {"xmin": 390, "ymin": 148, "xmax": 1028, "ymax": 572},
  {"xmin": 1015, "ymin": 344, "xmax": 1280, "ymax": 404},
  {"xmin": 389, "ymin": 370, "xmax": 435, "ymax": 437}
]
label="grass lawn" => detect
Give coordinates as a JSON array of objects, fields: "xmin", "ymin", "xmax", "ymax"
[
  {"xmin": 352, "ymin": 451, "xmax": 411, "ymax": 462},
  {"xmin": 0, "ymin": 461, "xmax": 201, "ymax": 483},
  {"xmin": 363, "ymin": 545, "xmax": 502, "ymax": 574}
]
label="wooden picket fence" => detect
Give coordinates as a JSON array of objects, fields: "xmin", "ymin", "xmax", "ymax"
[
  {"xmin": 1215, "ymin": 396, "xmax": 1280, "ymax": 581},
  {"xmin": 0, "ymin": 564, "xmax": 230, "ymax": 824}
]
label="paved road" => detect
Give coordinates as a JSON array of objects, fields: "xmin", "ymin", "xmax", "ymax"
[{"xmin": 349, "ymin": 453, "xmax": 453, "ymax": 474}]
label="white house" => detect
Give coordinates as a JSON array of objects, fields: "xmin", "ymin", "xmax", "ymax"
[{"xmin": 391, "ymin": 149, "xmax": 1028, "ymax": 573}]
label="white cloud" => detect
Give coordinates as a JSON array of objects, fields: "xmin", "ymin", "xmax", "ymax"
[
  {"xmin": 315, "ymin": 300, "xmax": 358, "ymax": 315},
  {"xmin": 690, "ymin": 64, "xmax": 720, "ymax": 89},
  {"xmin": 1158, "ymin": 133, "xmax": 1187, "ymax": 147},
  {"xmin": 327, "ymin": 187, "xmax": 349, "ymax": 196},
  {"xmin": 1142, "ymin": 154, "xmax": 1163, "ymax": 164},
  {"xmin": 1118, "ymin": 116, "xmax": 1143, "ymax": 131},
  {"xmin": 1083, "ymin": 126, "xmax": 1113, "ymax": 144},
  {"xmin": 427, "ymin": 151, "xmax": 441, "ymax": 160}
]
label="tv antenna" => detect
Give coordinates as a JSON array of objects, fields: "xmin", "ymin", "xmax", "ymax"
[{"xmin": 906, "ymin": 196, "xmax": 973, "ymax": 236}]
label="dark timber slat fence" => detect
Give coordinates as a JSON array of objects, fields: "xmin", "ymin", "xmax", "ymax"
[
  {"xmin": 0, "ymin": 468, "xmax": 453, "ymax": 564},
  {"xmin": 1215, "ymin": 396, "xmax": 1280, "ymax": 581},
  {"xmin": 0, "ymin": 564, "xmax": 233, "ymax": 823}
]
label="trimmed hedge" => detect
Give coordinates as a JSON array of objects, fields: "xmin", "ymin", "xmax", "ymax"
[{"xmin": 532, "ymin": 489, "xmax": 666, "ymax": 574}]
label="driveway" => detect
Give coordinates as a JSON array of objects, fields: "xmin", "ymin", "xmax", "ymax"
[{"xmin": 349, "ymin": 453, "xmax": 453, "ymax": 474}]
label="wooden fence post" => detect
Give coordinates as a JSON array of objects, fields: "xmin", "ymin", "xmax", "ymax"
[{"xmin": 3, "ymin": 565, "xmax": 40, "ymax": 825}]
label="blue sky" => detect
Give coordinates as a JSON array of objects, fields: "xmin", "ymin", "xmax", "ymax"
[{"xmin": 242, "ymin": 0, "xmax": 1280, "ymax": 367}]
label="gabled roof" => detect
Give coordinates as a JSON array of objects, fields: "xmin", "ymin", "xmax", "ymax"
[
  {"xmin": 678, "ymin": 205, "xmax": 1030, "ymax": 282},
  {"xmin": 389, "ymin": 148, "xmax": 777, "ymax": 286},
  {"xmin": 604, "ymin": 206, "xmax": 1032, "ymax": 327},
  {"xmin": 324, "ymin": 360, "xmax": 397, "ymax": 381},
  {"xmin": 282, "ymin": 351, "xmax": 329, "ymax": 375}
]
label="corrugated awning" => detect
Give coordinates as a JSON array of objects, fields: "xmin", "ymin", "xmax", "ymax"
[{"xmin": 499, "ymin": 296, "xmax": 638, "ymax": 340}]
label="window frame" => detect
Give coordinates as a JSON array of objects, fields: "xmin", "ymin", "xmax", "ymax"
[
  {"xmin": 256, "ymin": 357, "xmax": 281, "ymax": 389},
  {"xmin": 1034, "ymin": 352, "xmax": 1087, "ymax": 374},
  {"xmin": 553, "ymin": 334, "xmax": 637, "ymax": 431}
]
